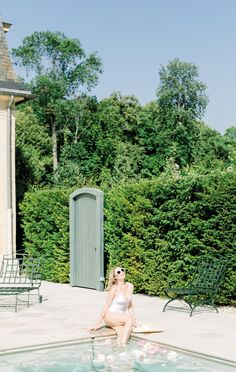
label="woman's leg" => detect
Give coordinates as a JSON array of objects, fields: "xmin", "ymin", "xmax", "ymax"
[
  {"xmin": 121, "ymin": 316, "xmax": 133, "ymax": 346},
  {"xmin": 104, "ymin": 312, "xmax": 132, "ymax": 346},
  {"xmin": 113, "ymin": 326, "xmax": 124, "ymax": 346}
]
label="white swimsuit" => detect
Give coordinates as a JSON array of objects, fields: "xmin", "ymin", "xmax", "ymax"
[{"xmin": 108, "ymin": 293, "xmax": 130, "ymax": 314}]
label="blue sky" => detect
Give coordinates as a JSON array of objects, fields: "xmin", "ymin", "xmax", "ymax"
[{"xmin": 1, "ymin": 0, "xmax": 236, "ymax": 134}]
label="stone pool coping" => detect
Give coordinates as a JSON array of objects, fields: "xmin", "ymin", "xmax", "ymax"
[{"xmin": 0, "ymin": 281, "xmax": 235, "ymax": 364}]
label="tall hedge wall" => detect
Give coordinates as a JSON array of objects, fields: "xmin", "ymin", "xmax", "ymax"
[
  {"xmin": 20, "ymin": 188, "xmax": 71, "ymax": 282},
  {"xmin": 105, "ymin": 172, "xmax": 236, "ymax": 305},
  {"xmin": 20, "ymin": 171, "xmax": 236, "ymax": 305}
]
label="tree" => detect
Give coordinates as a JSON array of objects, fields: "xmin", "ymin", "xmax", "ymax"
[
  {"xmin": 56, "ymin": 92, "xmax": 146, "ymax": 186},
  {"xmin": 96, "ymin": 93, "xmax": 144, "ymax": 180},
  {"xmin": 137, "ymin": 101, "xmax": 162, "ymax": 177},
  {"xmin": 97, "ymin": 92, "xmax": 141, "ymax": 142},
  {"xmin": 157, "ymin": 58, "xmax": 208, "ymax": 119},
  {"xmin": 16, "ymin": 105, "xmax": 52, "ymax": 201},
  {"xmin": 156, "ymin": 58, "xmax": 209, "ymax": 168},
  {"xmin": 224, "ymin": 126, "xmax": 236, "ymax": 144},
  {"xmin": 15, "ymin": 105, "xmax": 52, "ymax": 250},
  {"xmin": 56, "ymin": 95, "xmax": 101, "ymax": 185},
  {"xmin": 223, "ymin": 126, "xmax": 236, "ymax": 168},
  {"xmin": 12, "ymin": 31, "xmax": 102, "ymax": 178}
]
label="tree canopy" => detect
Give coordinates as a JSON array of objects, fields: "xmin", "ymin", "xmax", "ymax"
[
  {"xmin": 13, "ymin": 31, "xmax": 103, "ymax": 177},
  {"xmin": 155, "ymin": 59, "xmax": 209, "ymax": 168},
  {"xmin": 12, "ymin": 31, "xmax": 102, "ymax": 95}
]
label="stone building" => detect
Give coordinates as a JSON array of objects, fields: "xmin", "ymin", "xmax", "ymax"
[{"xmin": 0, "ymin": 18, "xmax": 32, "ymax": 258}]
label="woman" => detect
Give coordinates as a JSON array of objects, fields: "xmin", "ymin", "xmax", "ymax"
[{"xmin": 89, "ymin": 266, "xmax": 137, "ymax": 347}]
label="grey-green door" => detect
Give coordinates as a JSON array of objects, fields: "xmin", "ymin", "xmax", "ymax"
[{"xmin": 70, "ymin": 188, "xmax": 104, "ymax": 290}]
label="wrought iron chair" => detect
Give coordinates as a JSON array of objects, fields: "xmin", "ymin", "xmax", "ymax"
[
  {"xmin": 0, "ymin": 254, "xmax": 44, "ymax": 312},
  {"xmin": 163, "ymin": 257, "xmax": 228, "ymax": 316}
]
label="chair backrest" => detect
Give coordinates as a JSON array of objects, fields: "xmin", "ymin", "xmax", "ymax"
[
  {"xmin": 0, "ymin": 255, "xmax": 44, "ymax": 286},
  {"xmin": 192, "ymin": 257, "xmax": 228, "ymax": 292},
  {"xmin": 22, "ymin": 256, "xmax": 44, "ymax": 285}
]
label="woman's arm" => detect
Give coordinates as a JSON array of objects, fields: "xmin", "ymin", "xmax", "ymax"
[
  {"xmin": 89, "ymin": 287, "xmax": 116, "ymax": 331},
  {"xmin": 127, "ymin": 283, "xmax": 137, "ymax": 326}
]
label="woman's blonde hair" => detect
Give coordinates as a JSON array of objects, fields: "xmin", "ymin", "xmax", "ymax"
[{"xmin": 106, "ymin": 266, "xmax": 124, "ymax": 291}]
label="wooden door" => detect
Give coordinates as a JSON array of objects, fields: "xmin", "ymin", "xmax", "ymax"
[{"xmin": 70, "ymin": 188, "xmax": 104, "ymax": 290}]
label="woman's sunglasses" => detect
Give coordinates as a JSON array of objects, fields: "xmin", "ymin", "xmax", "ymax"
[{"xmin": 115, "ymin": 268, "xmax": 125, "ymax": 275}]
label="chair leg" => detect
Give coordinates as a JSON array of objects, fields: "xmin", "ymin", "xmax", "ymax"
[
  {"xmin": 15, "ymin": 293, "xmax": 18, "ymax": 313},
  {"xmin": 184, "ymin": 299, "xmax": 193, "ymax": 309},
  {"xmin": 190, "ymin": 300, "xmax": 218, "ymax": 316},
  {"xmin": 163, "ymin": 297, "xmax": 193, "ymax": 312},
  {"xmin": 27, "ymin": 290, "xmax": 31, "ymax": 308},
  {"xmin": 38, "ymin": 288, "xmax": 42, "ymax": 303},
  {"xmin": 190, "ymin": 305, "xmax": 196, "ymax": 317},
  {"xmin": 163, "ymin": 298, "xmax": 176, "ymax": 312},
  {"xmin": 205, "ymin": 300, "xmax": 219, "ymax": 314}
]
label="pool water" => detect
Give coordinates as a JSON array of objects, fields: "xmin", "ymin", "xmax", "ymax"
[{"xmin": 0, "ymin": 338, "xmax": 234, "ymax": 371}]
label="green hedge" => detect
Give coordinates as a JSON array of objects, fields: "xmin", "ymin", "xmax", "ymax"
[
  {"xmin": 20, "ymin": 171, "xmax": 236, "ymax": 305},
  {"xmin": 105, "ymin": 172, "xmax": 236, "ymax": 305},
  {"xmin": 20, "ymin": 188, "xmax": 71, "ymax": 282}
]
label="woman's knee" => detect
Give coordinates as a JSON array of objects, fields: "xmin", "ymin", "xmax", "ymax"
[{"xmin": 104, "ymin": 313, "xmax": 125, "ymax": 327}]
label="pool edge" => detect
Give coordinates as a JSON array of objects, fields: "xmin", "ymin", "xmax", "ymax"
[
  {"xmin": 0, "ymin": 334, "xmax": 235, "ymax": 368},
  {"xmin": 132, "ymin": 334, "xmax": 236, "ymax": 368}
]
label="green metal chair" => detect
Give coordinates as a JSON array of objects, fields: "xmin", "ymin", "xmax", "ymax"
[
  {"xmin": 0, "ymin": 254, "xmax": 44, "ymax": 312},
  {"xmin": 163, "ymin": 257, "xmax": 228, "ymax": 316}
]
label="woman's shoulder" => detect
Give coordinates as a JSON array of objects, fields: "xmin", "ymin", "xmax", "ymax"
[{"xmin": 110, "ymin": 284, "xmax": 118, "ymax": 293}]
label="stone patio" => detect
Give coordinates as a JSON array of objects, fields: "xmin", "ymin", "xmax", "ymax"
[{"xmin": 0, "ymin": 281, "xmax": 235, "ymax": 365}]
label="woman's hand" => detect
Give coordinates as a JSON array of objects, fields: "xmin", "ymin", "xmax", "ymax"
[
  {"xmin": 132, "ymin": 318, "xmax": 137, "ymax": 328},
  {"xmin": 88, "ymin": 324, "xmax": 101, "ymax": 332}
]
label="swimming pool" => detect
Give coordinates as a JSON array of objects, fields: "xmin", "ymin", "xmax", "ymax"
[{"xmin": 0, "ymin": 337, "xmax": 235, "ymax": 371}]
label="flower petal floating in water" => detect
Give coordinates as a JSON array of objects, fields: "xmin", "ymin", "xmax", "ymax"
[
  {"xmin": 143, "ymin": 342, "xmax": 153, "ymax": 352},
  {"xmin": 167, "ymin": 351, "xmax": 178, "ymax": 361},
  {"xmin": 143, "ymin": 358, "xmax": 152, "ymax": 364},
  {"xmin": 131, "ymin": 349, "xmax": 144, "ymax": 358},
  {"xmin": 137, "ymin": 340, "xmax": 146, "ymax": 347},
  {"xmin": 95, "ymin": 353, "xmax": 106, "ymax": 362},
  {"xmin": 106, "ymin": 354, "xmax": 116, "ymax": 363},
  {"xmin": 119, "ymin": 352, "xmax": 128, "ymax": 360},
  {"xmin": 81, "ymin": 354, "xmax": 91, "ymax": 362},
  {"xmin": 147, "ymin": 346, "xmax": 162, "ymax": 355}
]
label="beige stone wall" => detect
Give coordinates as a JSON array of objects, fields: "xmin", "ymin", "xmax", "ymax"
[{"xmin": 0, "ymin": 95, "xmax": 16, "ymax": 259}]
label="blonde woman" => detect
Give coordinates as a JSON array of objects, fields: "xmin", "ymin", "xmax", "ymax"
[{"xmin": 89, "ymin": 266, "xmax": 137, "ymax": 347}]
